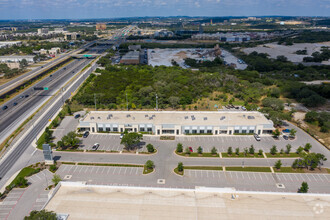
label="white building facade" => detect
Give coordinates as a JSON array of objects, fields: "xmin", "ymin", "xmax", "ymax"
[{"xmin": 78, "ymin": 111, "xmax": 274, "ymax": 136}]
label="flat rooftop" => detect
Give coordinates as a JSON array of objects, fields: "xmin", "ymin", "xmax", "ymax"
[
  {"xmin": 81, "ymin": 111, "xmax": 273, "ymax": 126},
  {"xmin": 45, "ymin": 183, "xmax": 330, "ymax": 220},
  {"xmin": 121, "ymin": 51, "xmax": 140, "ymax": 60}
]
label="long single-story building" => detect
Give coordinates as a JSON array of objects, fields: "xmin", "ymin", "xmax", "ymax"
[{"xmin": 78, "ymin": 111, "xmax": 274, "ymax": 136}]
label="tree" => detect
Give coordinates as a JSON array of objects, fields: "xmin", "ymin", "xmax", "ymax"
[
  {"xmin": 274, "ymin": 160, "xmax": 282, "ymax": 170},
  {"xmin": 61, "ymin": 131, "xmax": 79, "ymax": 148},
  {"xmin": 243, "ymin": 147, "xmax": 248, "ymax": 156},
  {"xmin": 262, "ymin": 97, "xmax": 284, "ymax": 111},
  {"xmin": 120, "ymin": 132, "xmax": 143, "ymax": 151},
  {"xmin": 290, "ymin": 129, "xmax": 297, "ymax": 138},
  {"xmin": 146, "ymin": 144, "xmax": 155, "ymax": 153},
  {"xmin": 185, "ymin": 147, "xmax": 191, "ymax": 155},
  {"xmin": 176, "ymin": 143, "xmax": 183, "ymax": 153},
  {"xmin": 235, "ymin": 148, "xmax": 240, "ymax": 155},
  {"xmin": 52, "ymin": 174, "xmax": 61, "ymax": 186},
  {"xmin": 57, "ymin": 140, "xmax": 64, "ymax": 149},
  {"xmin": 24, "ymin": 210, "xmax": 57, "ymax": 220},
  {"xmin": 298, "ymin": 182, "xmax": 308, "ymax": 193},
  {"xmin": 304, "ymin": 143, "xmax": 312, "ymax": 152},
  {"xmin": 168, "ymin": 96, "xmax": 180, "ymax": 109},
  {"xmin": 280, "ymin": 148, "xmax": 284, "ymax": 155},
  {"xmin": 227, "ymin": 147, "xmax": 233, "ymax": 155},
  {"xmin": 285, "ymin": 144, "xmax": 292, "ymax": 154},
  {"xmin": 197, "ymin": 146, "xmax": 203, "ymax": 154},
  {"xmin": 66, "ymin": 105, "xmax": 72, "ymax": 115},
  {"xmin": 177, "ymin": 162, "xmax": 183, "ymax": 172},
  {"xmin": 211, "ymin": 147, "xmax": 217, "ymax": 155},
  {"xmin": 296, "ymin": 146, "xmax": 304, "ymax": 154},
  {"xmin": 270, "ymin": 145, "xmax": 277, "ymax": 155},
  {"xmin": 15, "ymin": 176, "xmax": 28, "ymax": 188},
  {"xmin": 44, "ymin": 127, "xmax": 52, "ymax": 143},
  {"xmin": 145, "ymin": 160, "xmax": 154, "ymax": 170},
  {"xmin": 19, "ymin": 58, "xmax": 28, "ymax": 69},
  {"xmin": 272, "ymin": 129, "xmax": 280, "ymax": 138},
  {"xmin": 249, "ymin": 145, "xmax": 255, "ymax": 155},
  {"xmin": 292, "ymin": 159, "xmax": 298, "ymax": 169},
  {"xmin": 258, "ymin": 149, "xmax": 263, "ymax": 156}
]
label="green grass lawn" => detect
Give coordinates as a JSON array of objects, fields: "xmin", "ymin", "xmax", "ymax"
[
  {"xmin": 222, "ymin": 153, "xmax": 264, "ymax": 158},
  {"xmin": 225, "ymin": 167, "xmax": 271, "ymax": 172},
  {"xmin": 9, "ymin": 167, "xmax": 41, "ymax": 188},
  {"xmin": 327, "ymin": 169, "xmax": 330, "ymax": 174},
  {"xmin": 266, "ymin": 153, "xmax": 300, "ymax": 158},
  {"xmin": 174, "ymin": 167, "xmax": 184, "ymax": 176},
  {"xmin": 184, "ymin": 166, "xmax": 223, "ymax": 171},
  {"xmin": 176, "ymin": 151, "xmax": 219, "ymax": 157},
  {"xmin": 274, "ymin": 167, "xmax": 306, "ymax": 173},
  {"xmin": 143, "ymin": 167, "xmax": 154, "ymax": 174}
]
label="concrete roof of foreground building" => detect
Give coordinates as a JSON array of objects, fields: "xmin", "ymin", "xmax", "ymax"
[
  {"xmin": 80, "ymin": 111, "xmax": 273, "ymax": 127},
  {"xmin": 45, "ymin": 182, "xmax": 330, "ymax": 220}
]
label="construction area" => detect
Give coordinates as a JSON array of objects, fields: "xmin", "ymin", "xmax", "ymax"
[
  {"xmin": 242, "ymin": 42, "xmax": 330, "ymax": 64},
  {"xmin": 45, "ymin": 183, "xmax": 330, "ymax": 220},
  {"xmin": 148, "ymin": 45, "xmax": 221, "ymax": 68}
]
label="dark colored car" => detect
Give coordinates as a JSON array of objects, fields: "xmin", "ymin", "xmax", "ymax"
[
  {"xmin": 92, "ymin": 143, "xmax": 99, "ymax": 150},
  {"xmin": 25, "ymin": 95, "xmax": 29, "ymax": 98},
  {"xmin": 2, "ymin": 105, "xmax": 8, "ymax": 110},
  {"xmin": 283, "ymin": 135, "xmax": 288, "ymax": 140},
  {"xmin": 13, "ymin": 102, "xmax": 17, "ymax": 106},
  {"xmin": 74, "ymin": 114, "xmax": 81, "ymax": 119},
  {"xmin": 83, "ymin": 131, "xmax": 89, "ymax": 138}
]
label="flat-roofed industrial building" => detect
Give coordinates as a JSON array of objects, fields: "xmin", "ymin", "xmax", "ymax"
[{"xmin": 78, "ymin": 111, "xmax": 274, "ymax": 135}]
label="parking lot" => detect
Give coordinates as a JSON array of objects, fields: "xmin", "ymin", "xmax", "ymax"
[
  {"xmin": 0, "ymin": 188, "xmax": 26, "ymax": 220},
  {"xmin": 184, "ymin": 169, "xmax": 330, "ymax": 193}
]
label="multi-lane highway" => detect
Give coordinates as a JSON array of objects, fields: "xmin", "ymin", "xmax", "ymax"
[{"xmin": 0, "ymin": 58, "xmax": 92, "ymax": 143}]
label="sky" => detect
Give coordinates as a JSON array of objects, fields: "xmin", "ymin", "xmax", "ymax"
[{"xmin": 0, "ymin": 0, "xmax": 329, "ymax": 20}]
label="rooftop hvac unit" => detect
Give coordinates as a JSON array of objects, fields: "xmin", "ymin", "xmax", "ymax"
[
  {"xmin": 126, "ymin": 114, "xmax": 131, "ymax": 117},
  {"xmin": 220, "ymin": 116, "xmax": 226, "ymax": 120},
  {"xmin": 98, "ymin": 117, "xmax": 101, "ymax": 119},
  {"xmin": 204, "ymin": 117, "xmax": 207, "ymax": 120},
  {"xmin": 152, "ymin": 115, "xmax": 155, "ymax": 117},
  {"xmin": 145, "ymin": 114, "xmax": 148, "ymax": 117},
  {"xmin": 90, "ymin": 117, "xmax": 94, "ymax": 120},
  {"xmin": 149, "ymin": 117, "xmax": 153, "ymax": 120},
  {"xmin": 184, "ymin": 116, "xmax": 188, "ymax": 119},
  {"xmin": 247, "ymin": 116, "xmax": 255, "ymax": 119}
]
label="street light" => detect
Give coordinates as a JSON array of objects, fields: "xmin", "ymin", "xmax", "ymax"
[{"xmin": 156, "ymin": 93, "xmax": 158, "ymax": 111}]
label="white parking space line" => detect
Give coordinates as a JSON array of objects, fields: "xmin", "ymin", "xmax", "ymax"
[
  {"xmin": 293, "ymin": 174, "xmax": 299, "ymax": 182},
  {"xmin": 306, "ymin": 175, "xmax": 312, "ymax": 182},
  {"xmin": 258, "ymin": 173, "xmax": 263, "ymax": 181},
  {"xmin": 35, "ymin": 174, "xmax": 42, "ymax": 180},
  {"xmin": 112, "ymin": 168, "xmax": 116, "ymax": 174},
  {"xmin": 299, "ymin": 173, "xmax": 305, "ymax": 181},
  {"xmin": 124, "ymin": 167, "xmax": 128, "ymax": 175},
  {"xmin": 73, "ymin": 166, "xmax": 78, "ymax": 173},
  {"xmin": 311, "ymin": 175, "xmax": 317, "ymax": 181},
  {"xmin": 317, "ymin": 174, "xmax": 324, "ymax": 182},
  {"xmin": 135, "ymin": 168, "xmax": 138, "ymax": 175}
]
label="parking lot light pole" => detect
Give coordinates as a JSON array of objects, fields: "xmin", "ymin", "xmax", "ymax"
[{"xmin": 156, "ymin": 93, "xmax": 158, "ymax": 111}]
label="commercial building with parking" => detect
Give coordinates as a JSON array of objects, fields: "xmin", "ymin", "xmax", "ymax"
[{"xmin": 78, "ymin": 111, "xmax": 274, "ymax": 136}]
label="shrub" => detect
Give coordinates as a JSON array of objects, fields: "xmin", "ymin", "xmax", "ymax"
[
  {"xmin": 270, "ymin": 145, "xmax": 277, "ymax": 155},
  {"xmin": 145, "ymin": 160, "xmax": 154, "ymax": 169},
  {"xmin": 274, "ymin": 160, "xmax": 282, "ymax": 169},
  {"xmin": 211, "ymin": 147, "xmax": 217, "ymax": 155},
  {"xmin": 176, "ymin": 143, "xmax": 183, "ymax": 153},
  {"xmin": 258, "ymin": 149, "xmax": 263, "ymax": 156},
  {"xmin": 280, "ymin": 149, "xmax": 284, "ymax": 155},
  {"xmin": 285, "ymin": 144, "xmax": 292, "ymax": 154},
  {"xmin": 146, "ymin": 144, "xmax": 155, "ymax": 153},
  {"xmin": 298, "ymin": 182, "xmax": 308, "ymax": 193},
  {"xmin": 227, "ymin": 147, "xmax": 233, "ymax": 155},
  {"xmin": 296, "ymin": 146, "xmax": 304, "ymax": 154},
  {"xmin": 49, "ymin": 165, "xmax": 57, "ymax": 173},
  {"xmin": 249, "ymin": 145, "xmax": 255, "ymax": 154},
  {"xmin": 177, "ymin": 162, "xmax": 183, "ymax": 172},
  {"xmin": 197, "ymin": 146, "xmax": 203, "ymax": 154},
  {"xmin": 235, "ymin": 148, "xmax": 240, "ymax": 155},
  {"xmin": 304, "ymin": 143, "xmax": 312, "ymax": 152},
  {"xmin": 185, "ymin": 147, "xmax": 191, "ymax": 155},
  {"xmin": 15, "ymin": 177, "xmax": 28, "ymax": 188}
]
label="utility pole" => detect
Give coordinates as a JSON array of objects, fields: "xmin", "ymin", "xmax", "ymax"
[
  {"xmin": 126, "ymin": 92, "xmax": 128, "ymax": 111},
  {"xmin": 94, "ymin": 93, "xmax": 96, "ymax": 111},
  {"xmin": 156, "ymin": 93, "xmax": 158, "ymax": 111}
]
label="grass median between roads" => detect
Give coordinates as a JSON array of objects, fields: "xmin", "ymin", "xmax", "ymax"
[
  {"xmin": 274, "ymin": 167, "xmax": 306, "ymax": 173},
  {"xmin": 226, "ymin": 167, "xmax": 271, "ymax": 172},
  {"xmin": 184, "ymin": 166, "xmax": 223, "ymax": 171},
  {"xmin": 265, "ymin": 153, "xmax": 300, "ymax": 158},
  {"xmin": 222, "ymin": 153, "xmax": 264, "ymax": 158},
  {"xmin": 7, "ymin": 167, "xmax": 41, "ymax": 190},
  {"xmin": 77, "ymin": 162, "xmax": 143, "ymax": 167},
  {"xmin": 176, "ymin": 151, "xmax": 219, "ymax": 158}
]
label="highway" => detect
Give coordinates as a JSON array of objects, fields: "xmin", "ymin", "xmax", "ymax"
[
  {"xmin": 0, "ymin": 41, "xmax": 96, "ymax": 97},
  {"xmin": 0, "ymin": 59, "xmax": 91, "ymax": 142},
  {"xmin": 0, "ymin": 60, "xmax": 98, "ymax": 183}
]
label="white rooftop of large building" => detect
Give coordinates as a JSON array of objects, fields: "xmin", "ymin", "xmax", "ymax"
[
  {"xmin": 81, "ymin": 111, "xmax": 273, "ymax": 126},
  {"xmin": 45, "ymin": 183, "xmax": 330, "ymax": 220}
]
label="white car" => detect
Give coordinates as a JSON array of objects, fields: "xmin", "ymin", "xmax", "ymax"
[
  {"xmin": 92, "ymin": 143, "xmax": 100, "ymax": 150},
  {"xmin": 120, "ymin": 133, "xmax": 124, "ymax": 139},
  {"xmin": 254, "ymin": 134, "xmax": 261, "ymax": 141}
]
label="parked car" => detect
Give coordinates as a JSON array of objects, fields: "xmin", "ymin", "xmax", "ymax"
[
  {"xmin": 2, "ymin": 105, "xmax": 8, "ymax": 110},
  {"xmin": 283, "ymin": 135, "xmax": 288, "ymax": 140},
  {"xmin": 188, "ymin": 147, "xmax": 193, "ymax": 152},
  {"xmin": 25, "ymin": 94, "xmax": 29, "ymax": 98},
  {"xmin": 83, "ymin": 131, "xmax": 89, "ymax": 138},
  {"xmin": 74, "ymin": 114, "xmax": 81, "ymax": 119},
  {"xmin": 254, "ymin": 133, "xmax": 261, "ymax": 141},
  {"xmin": 13, "ymin": 102, "xmax": 17, "ymax": 106},
  {"xmin": 120, "ymin": 133, "xmax": 124, "ymax": 139},
  {"xmin": 92, "ymin": 143, "xmax": 99, "ymax": 150}
]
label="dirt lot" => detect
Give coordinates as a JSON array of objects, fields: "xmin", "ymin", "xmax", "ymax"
[{"xmin": 242, "ymin": 42, "xmax": 330, "ymax": 64}]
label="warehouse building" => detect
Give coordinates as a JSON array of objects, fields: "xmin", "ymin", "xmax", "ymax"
[
  {"xmin": 78, "ymin": 111, "xmax": 274, "ymax": 135},
  {"xmin": 0, "ymin": 55, "xmax": 34, "ymax": 63},
  {"xmin": 120, "ymin": 51, "xmax": 141, "ymax": 65}
]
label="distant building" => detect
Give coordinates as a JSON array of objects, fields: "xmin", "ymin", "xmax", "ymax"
[
  {"xmin": 53, "ymin": 28, "xmax": 66, "ymax": 33},
  {"xmin": 128, "ymin": 45, "xmax": 141, "ymax": 51},
  {"xmin": 96, "ymin": 23, "xmax": 107, "ymax": 31},
  {"xmin": 64, "ymin": 32, "xmax": 80, "ymax": 40},
  {"xmin": 37, "ymin": 28, "xmax": 49, "ymax": 35},
  {"xmin": 0, "ymin": 41, "xmax": 22, "ymax": 48},
  {"xmin": 120, "ymin": 51, "xmax": 140, "ymax": 65},
  {"xmin": 0, "ymin": 55, "xmax": 34, "ymax": 63},
  {"xmin": 192, "ymin": 32, "xmax": 251, "ymax": 42},
  {"xmin": 154, "ymin": 30, "xmax": 174, "ymax": 38}
]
